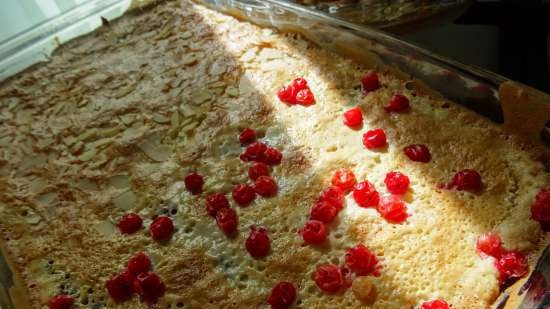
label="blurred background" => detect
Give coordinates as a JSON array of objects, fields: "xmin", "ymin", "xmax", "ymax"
[{"xmin": 1, "ymin": 0, "xmax": 549, "ymax": 92}]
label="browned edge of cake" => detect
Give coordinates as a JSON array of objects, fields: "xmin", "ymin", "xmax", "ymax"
[{"xmin": 0, "ymin": 226, "xmax": 34, "ymax": 309}]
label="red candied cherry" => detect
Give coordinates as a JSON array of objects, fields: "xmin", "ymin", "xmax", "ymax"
[
  {"xmin": 314, "ymin": 264, "xmax": 344, "ymax": 293},
  {"xmin": 133, "ymin": 271, "xmax": 165, "ymax": 303},
  {"xmin": 278, "ymin": 78, "xmax": 313, "ymax": 105},
  {"xmin": 254, "ymin": 176, "xmax": 278, "ymax": 197},
  {"xmin": 343, "ymin": 108, "xmax": 363, "ymax": 128},
  {"xmin": 332, "ymin": 169, "xmax": 357, "ymax": 192},
  {"xmin": 216, "ymin": 207, "xmax": 238, "ymax": 235},
  {"xmin": 292, "ymin": 77, "xmax": 309, "ymax": 90},
  {"xmin": 105, "ymin": 270, "xmax": 134, "ymax": 302},
  {"xmin": 49, "ymin": 294, "xmax": 75, "ymax": 309},
  {"xmin": 267, "ymin": 281, "xmax": 296, "ymax": 309},
  {"xmin": 384, "ymin": 171, "xmax": 410, "ymax": 195},
  {"xmin": 531, "ymin": 188, "xmax": 550, "ymax": 227},
  {"xmin": 248, "ymin": 162, "xmax": 270, "ymax": 181},
  {"xmin": 128, "ymin": 252, "xmax": 152, "ymax": 277},
  {"xmin": 385, "ymin": 94, "xmax": 410, "ymax": 113},
  {"xmin": 277, "ymin": 85, "xmax": 297, "ymax": 104},
  {"xmin": 495, "ymin": 251, "xmax": 529, "ymax": 284},
  {"xmin": 296, "ymin": 88, "xmax": 315, "ymax": 105},
  {"xmin": 476, "ymin": 232, "xmax": 503, "ymax": 258},
  {"xmin": 245, "ymin": 226, "xmax": 271, "ymax": 258},
  {"xmin": 377, "ymin": 195, "xmax": 408, "ymax": 223},
  {"xmin": 263, "ymin": 147, "xmax": 283, "ymax": 165},
  {"xmin": 240, "ymin": 142, "xmax": 268, "ymax": 162},
  {"xmin": 299, "ymin": 220, "xmax": 327, "ymax": 245},
  {"xmin": 361, "ymin": 72, "xmax": 380, "ymax": 94},
  {"xmin": 184, "ymin": 172, "xmax": 204, "ymax": 195},
  {"xmin": 448, "ymin": 169, "xmax": 482, "ymax": 191},
  {"xmin": 404, "ymin": 144, "xmax": 431, "ymax": 162},
  {"xmin": 345, "ymin": 244, "xmax": 382, "ymax": 276},
  {"xmin": 319, "ymin": 186, "xmax": 345, "ymax": 211},
  {"xmin": 232, "ymin": 184, "xmax": 256, "ymax": 207},
  {"xmin": 239, "ymin": 128, "xmax": 257, "ymax": 145},
  {"xmin": 205, "ymin": 193, "xmax": 230, "ymax": 217},
  {"xmin": 353, "ymin": 181, "xmax": 380, "ymax": 208},
  {"xmin": 310, "ymin": 201, "xmax": 338, "ymax": 223},
  {"xmin": 420, "ymin": 299, "xmax": 455, "ymax": 309},
  {"xmin": 363, "ymin": 129, "xmax": 387, "ymax": 149},
  {"xmin": 150, "ymin": 216, "xmax": 174, "ymax": 242},
  {"xmin": 117, "ymin": 213, "xmax": 142, "ymax": 234}
]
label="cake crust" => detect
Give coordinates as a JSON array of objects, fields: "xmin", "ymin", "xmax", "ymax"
[{"xmin": 0, "ymin": 1, "xmax": 548, "ymax": 308}]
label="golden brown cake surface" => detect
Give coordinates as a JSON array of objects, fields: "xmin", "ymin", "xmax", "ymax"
[{"xmin": 0, "ymin": 1, "xmax": 548, "ymax": 308}]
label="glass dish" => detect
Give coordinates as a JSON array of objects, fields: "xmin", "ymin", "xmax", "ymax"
[
  {"xmin": 288, "ymin": 0, "xmax": 471, "ymax": 31},
  {"xmin": 0, "ymin": 0, "xmax": 548, "ymax": 308}
]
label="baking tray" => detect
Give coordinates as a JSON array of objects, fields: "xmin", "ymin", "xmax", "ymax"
[{"xmin": 0, "ymin": 0, "xmax": 548, "ymax": 308}]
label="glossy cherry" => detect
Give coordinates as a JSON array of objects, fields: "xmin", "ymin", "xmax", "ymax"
[
  {"xmin": 232, "ymin": 184, "xmax": 256, "ymax": 207},
  {"xmin": 310, "ymin": 201, "xmax": 339, "ymax": 223},
  {"xmin": 117, "ymin": 213, "xmax": 143, "ymax": 234},
  {"xmin": 448, "ymin": 169, "xmax": 482, "ymax": 191},
  {"xmin": 245, "ymin": 226, "xmax": 271, "ymax": 258},
  {"xmin": 184, "ymin": 172, "xmax": 204, "ymax": 195},
  {"xmin": 254, "ymin": 176, "xmax": 278, "ymax": 197},
  {"xmin": 263, "ymin": 147, "xmax": 283, "ymax": 165},
  {"xmin": 420, "ymin": 299, "xmax": 454, "ymax": 309},
  {"xmin": 343, "ymin": 107, "xmax": 363, "ymax": 127},
  {"xmin": 361, "ymin": 73, "xmax": 381, "ymax": 94},
  {"xmin": 353, "ymin": 181, "xmax": 380, "ymax": 208},
  {"xmin": 205, "ymin": 193, "xmax": 230, "ymax": 217},
  {"xmin": 476, "ymin": 232, "xmax": 503, "ymax": 258},
  {"xmin": 384, "ymin": 171, "xmax": 410, "ymax": 195},
  {"xmin": 277, "ymin": 85, "xmax": 297, "ymax": 104},
  {"xmin": 404, "ymin": 144, "xmax": 431, "ymax": 163},
  {"xmin": 267, "ymin": 282, "xmax": 296, "ymax": 309},
  {"xmin": 133, "ymin": 271, "xmax": 165, "ymax": 303},
  {"xmin": 248, "ymin": 162, "xmax": 270, "ymax": 181},
  {"xmin": 385, "ymin": 94, "xmax": 410, "ymax": 113},
  {"xmin": 278, "ymin": 78, "xmax": 314, "ymax": 105},
  {"xmin": 49, "ymin": 294, "xmax": 75, "ymax": 309},
  {"xmin": 363, "ymin": 129, "xmax": 387, "ymax": 149},
  {"xmin": 332, "ymin": 169, "xmax": 357, "ymax": 191},
  {"xmin": 216, "ymin": 207, "xmax": 238, "ymax": 235},
  {"xmin": 296, "ymin": 88, "xmax": 315, "ymax": 105},
  {"xmin": 150, "ymin": 216, "xmax": 174, "ymax": 242},
  {"xmin": 105, "ymin": 270, "xmax": 134, "ymax": 302},
  {"xmin": 299, "ymin": 220, "xmax": 327, "ymax": 245},
  {"xmin": 319, "ymin": 186, "xmax": 345, "ymax": 211},
  {"xmin": 495, "ymin": 251, "xmax": 529, "ymax": 284},
  {"xmin": 128, "ymin": 252, "xmax": 152, "ymax": 277},
  {"xmin": 314, "ymin": 264, "xmax": 344, "ymax": 293},
  {"xmin": 345, "ymin": 244, "xmax": 381, "ymax": 276},
  {"xmin": 240, "ymin": 142, "xmax": 267, "ymax": 162},
  {"xmin": 377, "ymin": 195, "xmax": 408, "ymax": 223},
  {"xmin": 239, "ymin": 128, "xmax": 257, "ymax": 145}
]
